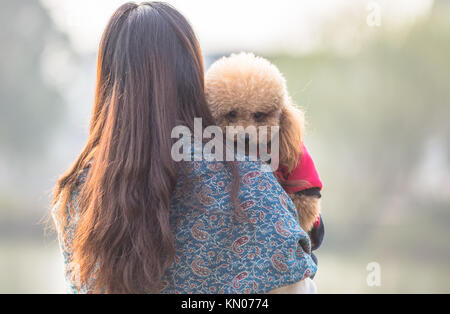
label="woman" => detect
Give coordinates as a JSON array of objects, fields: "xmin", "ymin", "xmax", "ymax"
[{"xmin": 52, "ymin": 1, "xmax": 317, "ymax": 294}]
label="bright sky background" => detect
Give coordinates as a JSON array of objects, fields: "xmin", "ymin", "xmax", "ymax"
[{"xmin": 41, "ymin": 0, "xmax": 434, "ymax": 55}]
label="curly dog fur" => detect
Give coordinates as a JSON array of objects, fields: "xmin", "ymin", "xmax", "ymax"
[{"xmin": 205, "ymin": 52, "xmax": 321, "ymax": 233}]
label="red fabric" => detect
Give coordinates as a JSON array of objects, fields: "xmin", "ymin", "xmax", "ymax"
[{"xmin": 275, "ymin": 144, "xmax": 323, "ymax": 194}]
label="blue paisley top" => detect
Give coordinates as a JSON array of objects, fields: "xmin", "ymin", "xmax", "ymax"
[{"xmin": 53, "ymin": 149, "xmax": 317, "ymax": 294}]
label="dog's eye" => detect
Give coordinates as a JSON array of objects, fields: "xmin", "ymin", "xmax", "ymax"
[
  {"xmin": 226, "ymin": 111, "xmax": 238, "ymax": 119},
  {"xmin": 253, "ymin": 112, "xmax": 266, "ymax": 120}
]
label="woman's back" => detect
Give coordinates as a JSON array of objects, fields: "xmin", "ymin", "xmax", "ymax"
[{"xmin": 56, "ymin": 152, "xmax": 317, "ymax": 293}]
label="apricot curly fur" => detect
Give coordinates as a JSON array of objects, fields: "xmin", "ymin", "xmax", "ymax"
[
  {"xmin": 290, "ymin": 193, "xmax": 321, "ymax": 235},
  {"xmin": 205, "ymin": 52, "xmax": 321, "ymax": 233}
]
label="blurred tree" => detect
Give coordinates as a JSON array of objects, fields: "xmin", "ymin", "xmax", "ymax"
[
  {"xmin": 269, "ymin": 2, "xmax": 450, "ymax": 259},
  {"xmin": 0, "ymin": 0, "xmax": 69, "ymax": 162}
]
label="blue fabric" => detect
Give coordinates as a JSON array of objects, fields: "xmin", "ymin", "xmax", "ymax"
[{"xmin": 54, "ymin": 150, "xmax": 317, "ymax": 294}]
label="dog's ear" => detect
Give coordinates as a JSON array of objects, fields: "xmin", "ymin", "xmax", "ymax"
[{"xmin": 278, "ymin": 103, "xmax": 304, "ymax": 172}]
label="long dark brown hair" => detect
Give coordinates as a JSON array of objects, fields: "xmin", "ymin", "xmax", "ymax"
[{"xmin": 52, "ymin": 2, "xmax": 232, "ymax": 293}]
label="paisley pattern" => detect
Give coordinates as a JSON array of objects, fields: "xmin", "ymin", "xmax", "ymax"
[
  {"xmin": 54, "ymin": 147, "xmax": 317, "ymax": 294},
  {"xmin": 232, "ymin": 236, "xmax": 250, "ymax": 256}
]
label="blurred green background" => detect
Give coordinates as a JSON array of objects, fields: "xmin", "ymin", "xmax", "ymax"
[{"xmin": 0, "ymin": 0, "xmax": 449, "ymax": 293}]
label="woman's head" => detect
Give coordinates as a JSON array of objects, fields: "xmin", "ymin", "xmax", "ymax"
[
  {"xmin": 53, "ymin": 2, "xmax": 213, "ymax": 293},
  {"xmin": 93, "ymin": 1, "xmax": 213, "ymax": 137}
]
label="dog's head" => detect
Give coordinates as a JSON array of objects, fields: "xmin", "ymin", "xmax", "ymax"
[{"xmin": 205, "ymin": 52, "xmax": 304, "ymax": 172}]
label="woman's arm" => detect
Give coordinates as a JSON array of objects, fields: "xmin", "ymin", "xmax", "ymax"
[
  {"xmin": 163, "ymin": 157, "xmax": 318, "ymax": 294},
  {"xmin": 237, "ymin": 161, "xmax": 318, "ymax": 294},
  {"xmin": 52, "ymin": 182, "xmax": 89, "ymax": 294}
]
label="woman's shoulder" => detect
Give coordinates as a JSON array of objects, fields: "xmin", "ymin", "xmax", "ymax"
[
  {"xmin": 179, "ymin": 143, "xmax": 276, "ymax": 181},
  {"xmin": 68, "ymin": 166, "xmax": 90, "ymax": 211},
  {"xmin": 52, "ymin": 165, "xmax": 90, "ymax": 228}
]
